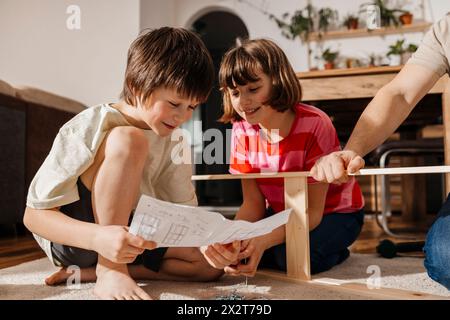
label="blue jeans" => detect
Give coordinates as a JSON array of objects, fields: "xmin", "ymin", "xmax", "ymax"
[
  {"xmin": 259, "ymin": 209, "xmax": 364, "ymax": 274},
  {"xmin": 424, "ymin": 193, "xmax": 450, "ymax": 290}
]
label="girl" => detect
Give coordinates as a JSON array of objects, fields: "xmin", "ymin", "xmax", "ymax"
[{"xmin": 201, "ymin": 39, "xmax": 365, "ymax": 276}]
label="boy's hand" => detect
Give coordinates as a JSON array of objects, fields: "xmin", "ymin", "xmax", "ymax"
[
  {"xmin": 200, "ymin": 241, "xmax": 240, "ymax": 269},
  {"xmin": 92, "ymin": 225, "xmax": 156, "ymax": 264}
]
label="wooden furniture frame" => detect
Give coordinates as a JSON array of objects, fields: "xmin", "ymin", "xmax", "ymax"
[{"xmin": 192, "ymin": 165, "xmax": 450, "ymax": 299}]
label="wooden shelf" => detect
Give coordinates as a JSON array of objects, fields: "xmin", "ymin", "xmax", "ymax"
[
  {"xmin": 297, "ymin": 66, "xmax": 403, "ymax": 79},
  {"xmin": 308, "ymin": 22, "xmax": 432, "ymax": 41}
]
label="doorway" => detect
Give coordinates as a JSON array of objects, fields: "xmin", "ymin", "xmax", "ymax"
[{"xmin": 189, "ymin": 10, "xmax": 249, "ymax": 206}]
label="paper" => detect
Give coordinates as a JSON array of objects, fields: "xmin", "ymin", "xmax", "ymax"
[{"xmin": 129, "ymin": 195, "xmax": 291, "ymax": 247}]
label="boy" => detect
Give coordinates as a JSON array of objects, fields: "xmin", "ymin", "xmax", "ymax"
[{"xmin": 24, "ymin": 27, "xmax": 230, "ymax": 300}]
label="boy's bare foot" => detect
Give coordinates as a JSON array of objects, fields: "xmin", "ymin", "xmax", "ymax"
[
  {"xmin": 45, "ymin": 267, "xmax": 96, "ymax": 286},
  {"xmin": 94, "ymin": 264, "xmax": 152, "ymax": 300}
]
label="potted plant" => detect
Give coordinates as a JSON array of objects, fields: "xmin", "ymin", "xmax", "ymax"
[
  {"xmin": 343, "ymin": 14, "xmax": 359, "ymax": 30},
  {"xmin": 402, "ymin": 43, "xmax": 418, "ymax": 62},
  {"xmin": 367, "ymin": 53, "xmax": 378, "ymax": 67},
  {"xmin": 318, "ymin": 7, "xmax": 339, "ymax": 33},
  {"xmin": 322, "ymin": 48, "xmax": 339, "ymax": 69},
  {"xmin": 399, "ymin": 11, "xmax": 413, "ymax": 25},
  {"xmin": 386, "ymin": 39, "xmax": 417, "ymax": 65},
  {"xmin": 407, "ymin": 43, "xmax": 418, "ymax": 53},
  {"xmin": 387, "ymin": 39, "xmax": 405, "ymax": 65},
  {"xmin": 269, "ymin": 4, "xmax": 315, "ymax": 42}
]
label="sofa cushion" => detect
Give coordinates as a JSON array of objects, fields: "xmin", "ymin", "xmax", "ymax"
[
  {"xmin": 0, "ymin": 79, "xmax": 16, "ymax": 97},
  {"xmin": 15, "ymin": 86, "xmax": 86, "ymax": 113}
]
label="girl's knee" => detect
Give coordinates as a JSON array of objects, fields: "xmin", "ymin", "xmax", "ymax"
[
  {"xmin": 105, "ymin": 127, "xmax": 149, "ymax": 161},
  {"xmin": 310, "ymin": 249, "xmax": 349, "ymax": 275}
]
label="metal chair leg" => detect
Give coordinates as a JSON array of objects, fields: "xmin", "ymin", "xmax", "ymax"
[{"xmin": 378, "ymin": 150, "xmax": 420, "ymax": 239}]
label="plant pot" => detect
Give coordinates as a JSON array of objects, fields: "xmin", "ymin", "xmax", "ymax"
[
  {"xmin": 400, "ymin": 13, "xmax": 413, "ymax": 25},
  {"xmin": 346, "ymin": 19, "xmax": 359, "ymax": 30},
  {"xmin": 402, "ymin": 52, "xmax": 412, "ymax": 64},
  {"xmin": 324, "ymin": 62, "xmax": 335, "ymax": 70},
  {"xmin": 388, "ymin": 54, "xmax": 402, "ymax": 66}
]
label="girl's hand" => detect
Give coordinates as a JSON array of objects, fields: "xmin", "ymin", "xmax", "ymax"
[
  {"xmin": 224, "ymin": 236, "xmax": 268, "ymax": 277},
  {"xmin": 92, "ymin": 225, "xmax": 156, "ymax": 264},
  {"xmin": 200, "ymin": 241, "xmax": 241, "ymax": 270}
]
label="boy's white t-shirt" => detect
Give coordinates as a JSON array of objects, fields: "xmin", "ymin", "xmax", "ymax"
[{"xmin": 27, "ymin": 103, "xmax": 197, "ymax": 264}]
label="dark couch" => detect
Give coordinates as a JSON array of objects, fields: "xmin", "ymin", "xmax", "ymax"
[{"xmin": 0, "ymin": 80, "xmax": 85, "ymax": 227}]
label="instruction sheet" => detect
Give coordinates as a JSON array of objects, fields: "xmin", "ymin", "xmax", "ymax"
[{"xmin": 129, "ymin": 195, "xmax": 291, "ymax": 247}]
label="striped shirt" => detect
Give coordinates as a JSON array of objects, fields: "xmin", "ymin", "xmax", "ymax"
[{"xmin": 229, "ymin": 103, "xmax": 364, "ymax": 214}]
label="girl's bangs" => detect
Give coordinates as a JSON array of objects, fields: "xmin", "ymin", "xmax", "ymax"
[{"xmin": 223, "ymin": 52, "xmax": 261, "ymax": 89}]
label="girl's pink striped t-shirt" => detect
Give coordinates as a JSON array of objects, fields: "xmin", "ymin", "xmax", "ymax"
[{"xmin": 229, "ymin": 103, "xmax": 364, "ymax": 214}]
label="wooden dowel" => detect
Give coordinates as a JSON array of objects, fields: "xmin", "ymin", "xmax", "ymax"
[
  {"xmin": 191, "ymin": 171, "xmax": 309, "ymax": 181},
  {"xmin": 192, "ymin": 165, "xmax": 450, "ymax": 181},
  {"xmin": 357, "ymin": 166, "xmax": 450, "ymax": 176}
]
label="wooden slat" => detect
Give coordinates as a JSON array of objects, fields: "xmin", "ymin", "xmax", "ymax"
[
  {"xmin": 284, "ymin": 177, "xmax": 310, "ymax": 280},
  {"xmin": 258, "ymin": 269, "xmax": 447, "ymax": 300},
  {"xmin": 297, "ymin": 66, "xmax": 402, "ymax": 79}
]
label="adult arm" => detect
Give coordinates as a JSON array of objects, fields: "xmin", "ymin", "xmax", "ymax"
[{"xmin": 311, "ymin": 64, "xmax": 442, "ymax": 183}]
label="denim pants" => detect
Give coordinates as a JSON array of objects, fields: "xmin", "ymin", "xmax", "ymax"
[
  {"xmin": 424, "ymin": 193, "xmax": 450, "ymax": 290},
  {"xmin": 259, "ymin": 208, "xmax": 364, "ymax": 274}
]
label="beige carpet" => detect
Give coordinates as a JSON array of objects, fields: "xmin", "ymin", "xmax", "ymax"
[{"xmin": 1, "ymin": 254, "xmax": 449, "ymax": 300}]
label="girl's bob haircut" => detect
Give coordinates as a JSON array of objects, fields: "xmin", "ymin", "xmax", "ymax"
[{"xmin": 219, "ymin": 38, "xmax": 302, "ymax": 123}]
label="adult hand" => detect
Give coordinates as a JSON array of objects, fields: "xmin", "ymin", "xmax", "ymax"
[
  {"xmin": 200, "ymin": 241, "xmax": 240, "ymax": 270},
  {"xmin": 92, "ymin": 225, "xmax": 156, "ymax": 264},
  {"xmin": 310, "ymin": 150, "xmax": 365, "ymax": 184}
]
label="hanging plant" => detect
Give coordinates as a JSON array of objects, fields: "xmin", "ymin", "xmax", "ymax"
[
  {"xmin": 318, "ymin": 7, "xmax": 339, "ymax": 33},
  {"xmin": 270, "ymin": 4, "xmax": 315, "ymax": 42}
]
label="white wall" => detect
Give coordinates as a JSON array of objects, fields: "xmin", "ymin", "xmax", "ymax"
[
  {"xmin": 141, "ymin": 0, "xmax": 450, "ymax": 71},
  {"xmin": 0, "ymin": 0, "xmax": 140, "ymax": 106},
  {"xmin": 1, "ymin": 1, "xmax": 449, "ymax": 106},
  {"xmin": 140, "ymin": 0, "xmax": 175, "ymax": 29}
]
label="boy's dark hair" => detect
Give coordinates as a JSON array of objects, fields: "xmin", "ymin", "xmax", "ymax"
[
  {"xmin": 219, "ymin": 39, "xmax": 302, "ymax": 123},
  {"xmin": 121, "ymin": 27, "xmax": 214, "ymax": 106}
]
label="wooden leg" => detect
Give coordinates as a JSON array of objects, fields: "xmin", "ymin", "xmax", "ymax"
[
  {"xmin": 443, "ymin": 79, "xmax": 450, "ymax": 194},
  {"xmin": 284, "ymin": 176, "xmax": 311, "ymax": 280}
]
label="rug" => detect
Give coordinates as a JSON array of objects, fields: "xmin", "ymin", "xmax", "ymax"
[{"xmin": 1, "ymin": 254, "xmax": 449, "ymax": 300}]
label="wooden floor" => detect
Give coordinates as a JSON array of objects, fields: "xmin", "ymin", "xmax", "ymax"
[
  {"xmin": 0, "ymin": 231, "xmax": 45, "ymax": 269},
  {"xmin": 0, "ymin": 213, "xmax": 434, "ymax": 270}
]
